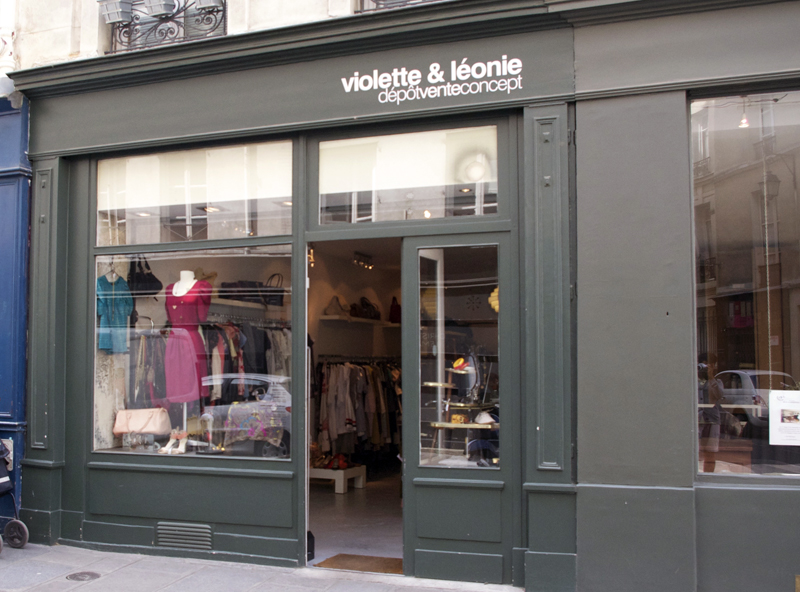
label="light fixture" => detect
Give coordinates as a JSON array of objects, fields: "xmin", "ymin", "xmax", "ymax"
[
  {"xmin": 423, "ymin": 210, "xmax": 432, "ymax": 219},
  {"xmin": 135, "ymin": 212, "xmax": 152, "ymax": 217},
  {"xmin": 202, "ymin": 206, "xmax": 221, "ymax": 213},
  {"xmin": 460, "ymin": 188, "xmax": 472, "ymax": 193},
  {"xmin": 353, "ymin": 252, "xmax": 374, "ymax": 270},
  {"xmin": 308, "ymin": 244, "xmax": 315, "ymax": 268},
  {"xmin": 739, "ymin": 98, "xmax": 749, "ymax": 128},
  {"xmin": 283, "ymin": 201, "xmax": 293, "ymax": 206}
]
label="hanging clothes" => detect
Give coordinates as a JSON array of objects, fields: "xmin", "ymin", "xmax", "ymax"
[{"xmin": 97, "ymin": 275, "xmax": 134, "ymax": 354}]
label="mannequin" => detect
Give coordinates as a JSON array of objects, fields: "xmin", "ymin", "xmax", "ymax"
[
  {"xmin": 164, "ymin": 271, "xmax": 212, "ymax": 404},
  {"xmin": 172, "ymin": 270, "xmax": 197, "ymax": 297}
]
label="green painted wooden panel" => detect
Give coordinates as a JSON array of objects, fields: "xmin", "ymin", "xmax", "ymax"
[
  {"xmin": 88, "ymin": 468, "xmax": 294, "ymax": 528},
  {"xmin": 417, "ymin": 486, "xmax": 502, "ymax": 543},
  {"xmin": 214, "ymin": 533, "xmax": 298, "ymax": 560},
  {"xmin": 525, "ymin": 551, "xmax": 576, "ymax": 592},
  {"xmin": 415, "ymin": 549, "xmax": 503, "ymax": 584},
  {"xmin": 82, "ymin": 519, "xmax": 155, "ymax": 546},
  {"xmin": 527, "ymin": 492, "xmax": 576, "ymax": 554}
]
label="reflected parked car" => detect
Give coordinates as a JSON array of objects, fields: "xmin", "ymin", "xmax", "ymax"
[
  {"xmin": 716, "ymin": 370, "xmax": 799, "ymax": 423},
  {"xmin": 200, "ymin": 373, "xmax": 292, "ymax": 458}
]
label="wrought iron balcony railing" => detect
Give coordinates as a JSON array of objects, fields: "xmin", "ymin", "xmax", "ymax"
[
  {"xmin": 111, "ymin": 0, "xmax": 226, "ymax": 54},
  {"xmin": 693, "ymin": 157, "xmax": 712, "ymax": 179},
  {"xmin": 357, "ymin": 0, "xmax": 451, "ymax": 13}
]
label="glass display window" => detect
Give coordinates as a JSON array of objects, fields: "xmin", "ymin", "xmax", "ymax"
[
  {"xmin": 97, "ymin": 140, "xmax": 293, "ymax": 246},
  {"xmin": 693, "ymin": 90, "xmax": 800, "ymax": 475},
  {"xmin": 319, "ymin": 126, "xmax": 498, "ymax": 224},
  {"xmin": 93, "ymin": 245, "xmax": 292, "ymax": 459},
  {"xmin": 418, "ymin": 244, "xmax": 499, "ymax": 468}
]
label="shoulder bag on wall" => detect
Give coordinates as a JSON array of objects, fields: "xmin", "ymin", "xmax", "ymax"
[
  {"xmin": 389, "ymin": 297, "xmax": 401, "ymax": 324},
  {"xmin": 262, "ymin": 274, "xmax": 286, "ymax": 307}
]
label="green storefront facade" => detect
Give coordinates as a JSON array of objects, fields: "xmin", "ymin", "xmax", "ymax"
[{"xmin": 9, "ymin": 1, "xmax": 800, "ymax": 591}]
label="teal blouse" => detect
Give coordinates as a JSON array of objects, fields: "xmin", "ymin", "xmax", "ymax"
[{"xmin": 97, "ymin": 275, "xmax": 134, "ymax": 353}]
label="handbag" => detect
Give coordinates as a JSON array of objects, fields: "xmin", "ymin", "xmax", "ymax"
[
  {"xmin": 360, "ymin": 297, "xmax": 380, "ymax": 320},
  {"xmin": 389, "ymin": 296, "xmax": 401, "ymax": 324},
  {"xmin": 127, "ymin": 255, "xmax": 163, "ymax": 298},
  {"xmin": 220, "ymin": 280, "xmax": 263, "ymax": 304},
  {"xmin": 113, "ymin": 408, "xmax": 172, "ymax": 436},
  {"xmin": 261, "ymin": 274, "xmax": 286, "ymax": 307}
]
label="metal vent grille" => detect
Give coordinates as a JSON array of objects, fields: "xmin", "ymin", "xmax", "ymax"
[{"xmin": 156, "ymin": 522, "xmax": 213, "ymax": 550}]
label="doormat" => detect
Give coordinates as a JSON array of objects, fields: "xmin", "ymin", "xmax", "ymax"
[{"xmin": 315, "ymin": 553, "xmax": 403, "ymax": 574}]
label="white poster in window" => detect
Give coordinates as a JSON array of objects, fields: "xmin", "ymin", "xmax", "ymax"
[{"xmin": 769, "ymin": 391, "xmax": 800, "ymax": 445}]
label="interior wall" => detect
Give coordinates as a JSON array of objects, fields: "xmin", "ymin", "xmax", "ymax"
[{"xmin": 308, "ymin": 242, "xmax": 401, "ymax": 359}]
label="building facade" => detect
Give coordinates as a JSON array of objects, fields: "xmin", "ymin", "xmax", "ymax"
[
  {"xmin": 8, "ymin": 1, "xmax": 800, "ymax": 591},
  {"xmin": 0, "ymin": 0, "xmax": 30, "ymax": 532}
]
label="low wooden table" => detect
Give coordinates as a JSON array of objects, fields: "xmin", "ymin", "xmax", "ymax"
[{"xmin": 309, "ymin": 465, "xmax": 367, "ymax": 494}]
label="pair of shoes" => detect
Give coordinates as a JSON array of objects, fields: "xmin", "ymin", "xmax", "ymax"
[
  {"xmin": 158, "ymin": 430, "xmax": 188, "ymax": 454},
  {"xmin": 170, "ymin": 431, "xmax": 188, "ymax": 454}
]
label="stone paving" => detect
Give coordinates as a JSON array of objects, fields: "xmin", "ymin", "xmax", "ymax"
[{"xmin": 0, "ymin": 544, "xmax": 520, "ymax": 592}]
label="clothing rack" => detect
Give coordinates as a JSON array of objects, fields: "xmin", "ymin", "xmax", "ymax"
[
  {"xmin": 206, "ymin": 311, "xmax": 291, "ymax": 328},
  {"xmin": 318, "ymin": 354, "xmax": 399, "ymax": 364}
]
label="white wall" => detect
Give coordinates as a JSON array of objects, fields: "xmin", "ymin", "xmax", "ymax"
[{"xmin": 13, "ymin": 0, "xmax": 356, "ymax": 70}]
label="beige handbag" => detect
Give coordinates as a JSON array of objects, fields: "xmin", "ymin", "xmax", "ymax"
[{"xmin": 113, "ymin": 408, "xmax": 172, "ymax": 436}]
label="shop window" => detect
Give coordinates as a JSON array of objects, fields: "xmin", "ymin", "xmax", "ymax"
[
  {"xmin": 97, "ymin": 140, "xmax": 292, "ymax": 246},
  {"xmin": 93, "ymin": 245, "xmax": 292, "ymax": 458},
  {"xmin": 693, "ymin": 91, "xmax": 800, "ymax": 475},
  {"xmin": 319, "ymin": 126, "xmax": 498, "ymax": 224},
  {"xmin": 419, "ymin": 245, "xmax": 499, "ymax": 468}
]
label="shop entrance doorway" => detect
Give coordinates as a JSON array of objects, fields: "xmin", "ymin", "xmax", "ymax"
[{"xmin": 306, "ymin": 237, "xmax": 404, "ymax": 574}]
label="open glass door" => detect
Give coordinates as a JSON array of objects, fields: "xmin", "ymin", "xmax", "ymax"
[{"xmin": 403, "ymin": 233, "xmax": 513, "ymax": 584}]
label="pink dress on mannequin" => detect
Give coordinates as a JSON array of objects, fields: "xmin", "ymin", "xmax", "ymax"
[{"xmin": 164, "ymin": 280, "xmax": 212, "ymax": 403}]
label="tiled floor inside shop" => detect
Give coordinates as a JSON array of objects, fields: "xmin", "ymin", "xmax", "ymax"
[{"xmin": 309, "ymin": 471, "xmax": 403, "ymax": 565}]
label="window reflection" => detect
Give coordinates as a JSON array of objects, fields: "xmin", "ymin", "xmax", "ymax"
[
  {"xmin": 97, "ymin": 141, "xmax": 293, "ymax": 246},
  {"xmin": 94, "ymin": 246, "xmax": 292, "ymax": 459},
  {"xmin": 319, "ymin": 126, "xmax": 498, "ymax": 224},
  {"xmin": 693, "ymin": 91, "xmax": 800, "ymax": 474},
  {"xmin": 419, "ymin": 245, "xmax": 499, "ymax": 468}
]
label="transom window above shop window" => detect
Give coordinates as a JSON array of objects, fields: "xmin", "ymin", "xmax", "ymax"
[
  {"xmin": 319, "ymin": 126, "xmax": 498, "ymax": 225},
  {"xmin": 96, "ymin": 140, "xmax": 292, "ymax": 246}
]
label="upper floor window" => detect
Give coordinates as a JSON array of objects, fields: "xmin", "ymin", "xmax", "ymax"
[
  {"xmin": 356, "ymin": 0, "xmax": 454, "ymax": 13},
  {"xmin": 98, "ymin": 0, "xmax": 227, "ymax": 53}
]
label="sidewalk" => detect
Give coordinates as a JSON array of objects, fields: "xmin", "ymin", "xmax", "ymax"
[{"xmin": 0, "ymin": 544, "xmax": 520, "ymax": 592}]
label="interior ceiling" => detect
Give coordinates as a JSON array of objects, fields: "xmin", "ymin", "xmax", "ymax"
[{"xmin": 314, "ymin": 237, "xmax": 402, "ymax": 270}]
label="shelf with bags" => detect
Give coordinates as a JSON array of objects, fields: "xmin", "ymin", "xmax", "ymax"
[{"xmin": 319, "ymin": 314, "xmax": 400, "ymax": 328}]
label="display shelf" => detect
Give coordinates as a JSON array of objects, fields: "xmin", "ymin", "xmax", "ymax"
[
  {"xmin": 210, "ymin": 297, "xmax": 264, "ymax": 310},
  {"xmin": 319, "ymin": 314, "xmax": 400, "ymax": 328}
]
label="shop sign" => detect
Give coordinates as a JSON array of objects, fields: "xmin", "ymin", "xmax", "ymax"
[{"xmin": 340, "ymin": 55, "xmax": 525, "ymax": 106}]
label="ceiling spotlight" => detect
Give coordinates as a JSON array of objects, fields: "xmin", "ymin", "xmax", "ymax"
[
  {"xmin": 136, "ymin": 212, "xmax": 152, "ymax": 217},
  {"xmin": 353, "ymin": 251, "xmax": 374, "ymax": 270},
  {"xmin": 423, "ymin": 210, "xmax": 432, "ymax": 219},
  {"xmin": 202, "ymin": 206, "xmax": 221, "ymax": 213},
  {"xmin": 283, "ymin": 201, "xmax": 293, "ymax": 206},
  {"xmin": 460, "ymin": 188, "xmax": 472, "ymax": 193}
]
